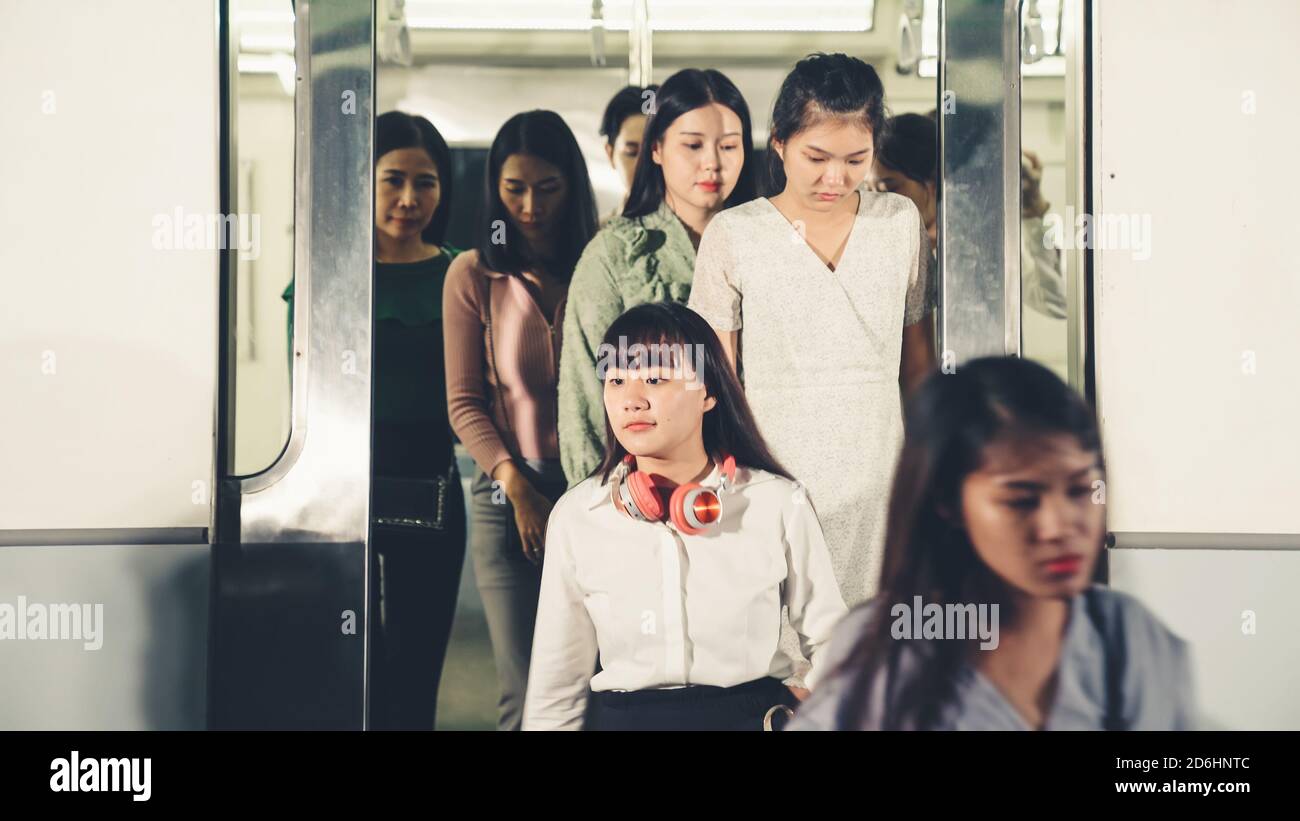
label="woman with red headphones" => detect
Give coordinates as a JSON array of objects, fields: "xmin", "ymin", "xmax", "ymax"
[{"xmin": 522, "ymin": 302, "xmax": 847, "ymax": 731}]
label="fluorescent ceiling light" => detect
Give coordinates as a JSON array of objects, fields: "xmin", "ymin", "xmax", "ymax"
[{"xmin": 404, "ymin": 0, "xmax": 875, "ymax": 32}]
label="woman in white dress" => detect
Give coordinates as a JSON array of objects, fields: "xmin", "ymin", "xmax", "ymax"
[{"xmin": 688, "ymin": 53, "xmax": 936, "ymax": 611}]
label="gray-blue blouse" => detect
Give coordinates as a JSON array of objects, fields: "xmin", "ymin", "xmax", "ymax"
[{"xmin": 787, "ymin": 585, "xmax": 1197, "ymax": 731}]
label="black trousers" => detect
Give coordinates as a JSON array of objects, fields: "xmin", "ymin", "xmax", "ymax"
[
  {"xmin": 368, "ymin": 476, "xmax": 467, "ymax": 731},
  {"xmin": 585, "ymin": 677, "xmax": 797, "ymax": 731}
]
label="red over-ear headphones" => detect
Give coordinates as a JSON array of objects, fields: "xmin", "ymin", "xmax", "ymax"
[{"xmin": 610, "ymin": 454, "xmax": 738, "ymax": 535}]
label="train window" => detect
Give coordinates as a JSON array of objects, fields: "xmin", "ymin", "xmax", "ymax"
[
  {"xmin": 230, "ymin": 0, "xmax": 296, "ymax": 476},
  {"xmin": 1018, "ymin": 0, "xmax": 1072, "ymax": 382}
]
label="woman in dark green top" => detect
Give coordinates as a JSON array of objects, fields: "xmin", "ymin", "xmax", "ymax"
[{"xmin": 283, "ymin": 111, "xmax": 465, "ymax": 730}]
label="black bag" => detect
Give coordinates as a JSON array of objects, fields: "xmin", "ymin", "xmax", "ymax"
[
  {"xmin": 1085, "ymin": 587, "xmax": 1128, "ymax": 731},
  {"xmin": 372, "ymin": 456, "xmax": 458, "ymax": 531}
]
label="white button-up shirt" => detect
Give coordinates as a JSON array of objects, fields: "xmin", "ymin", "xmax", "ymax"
[{"xmin": 522, "ymin": 464, "xmax": 848, "ymax": 730}]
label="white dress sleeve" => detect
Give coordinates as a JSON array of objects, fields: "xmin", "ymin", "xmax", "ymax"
[
  {"xmin": 780, "ymin": 482, "xmax": 849, "ymax": 691},
  {"xmin": 521, "ymin": 495, "xmax": 599, "ymax": 730},
  {"xmin": 687, "ymin": 214, "xmax": 743, "ymax": 332}
]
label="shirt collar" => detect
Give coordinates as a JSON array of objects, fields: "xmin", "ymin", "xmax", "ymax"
[
  {"xmin": 585, "ymin": 475, "xmax": 612, "ymax": 510},
  {"xmin": 649, "ymin": 201, "xmax": 694, "ymax": 249},
  {"xmin": 958, "ymin": 592, "xmax": 1098, "ymax": 730}
]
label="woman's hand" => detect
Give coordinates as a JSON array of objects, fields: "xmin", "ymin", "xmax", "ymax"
[
  {"xmin": 1021, "ymin": 150, "xmax": 1050, "ymax": 219},
  {"xmin": 510, "ymin": 483, "xmax": 554, "ymax": 565},
  {"xmin": 493, "ymin": 460, "xmax": 555, "ymax": 565},
  {"xmin": 787, "ymin": 685, "xmax": 810, "ymax": 702}
]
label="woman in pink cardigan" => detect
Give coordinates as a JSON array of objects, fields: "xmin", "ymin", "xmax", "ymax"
[{"xmin": 443, "ymin": 110, "xmax": 599, "ymax": 731}]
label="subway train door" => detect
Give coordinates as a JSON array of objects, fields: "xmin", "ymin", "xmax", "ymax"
[
  {"xmin": 1, "ymin": 0, "xmax": 227, "ymax": 730},
  {"xmin": 210, "ymin": 0, "xmax": 377, "ymax": 730},
  {"xmin": 1089, "ymin": 0, "xmax": 1300, "ymax": 730},
  {"xmin": 939, "ymin": 0, "xmax": 1300, "ymax": 730},
  {"xmin": 0, "ymin": 0, "xmax": 377, "ymax": 730}
]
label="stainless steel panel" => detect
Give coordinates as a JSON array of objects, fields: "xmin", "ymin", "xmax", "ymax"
[
  {"xmin": 938, "ymin": 0, "xmax": 1021, "ymax": 364},
  {"xmin": 237, "ymin": 0, "xmax": 375, "ymax": 548},
  {"xmin": 210, "ymin": 0, "xmax": 375, "ymax": 731},
  {"xmin": 208, "ymin": 539, "xmax": 367, "ymax": 729}
]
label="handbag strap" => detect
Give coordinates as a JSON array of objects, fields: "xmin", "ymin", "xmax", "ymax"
[{"xmin": 1085, "ymin": 588, "xmax": 1127, "ymax": 731}]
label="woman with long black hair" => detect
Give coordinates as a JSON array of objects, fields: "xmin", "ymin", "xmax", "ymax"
[
  {"xmin": 559, "ymin": 69, "xmax": 757, "ymax": 488},
  {"xmin": 869, "ymin": 111, "xmax": 938, "ymax": 249},
  {"xmin": 284, "ymin": 110, "xmax": 466, "ymax": 730},
  {"xmin": 443, "ymin": 109, "xmax": 598, "ymax": 731},
  {"xmin": 597, "ymin": 83, "xmax": 658, "ymax": 224},
  {"xmin": 689, "ymin": 53, "xmax": 937, "ymax": 617},
  {"xmin": 788, "ymin": 357, "xmax": 1197, "ymax": 730},
  {"xmin": 523, "ymin": 302, "xmax": 847, "ymax": 731}
]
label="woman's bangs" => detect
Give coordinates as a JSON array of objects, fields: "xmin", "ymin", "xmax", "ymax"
[{"xmin": 600, "ymin": 313, "xmax": 698, "ymax": 375}]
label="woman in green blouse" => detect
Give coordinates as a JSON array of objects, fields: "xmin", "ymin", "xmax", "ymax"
[
  {"xmin": 558, "ymin": 69, "xmax": 757, "ymax": 487},
  {"xmin": 282, "ymin": 111, "xmax": 465, "ymax": 730}
]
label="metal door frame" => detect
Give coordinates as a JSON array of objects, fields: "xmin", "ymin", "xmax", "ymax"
[{"xmin": 210, "ymin": 0, "xmax": 377, "ymax": 730}]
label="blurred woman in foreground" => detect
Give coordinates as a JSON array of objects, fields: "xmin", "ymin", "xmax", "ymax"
[{"xmin": 789, "ymin": 357, "xmax": 1197, "ymax": 730}]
